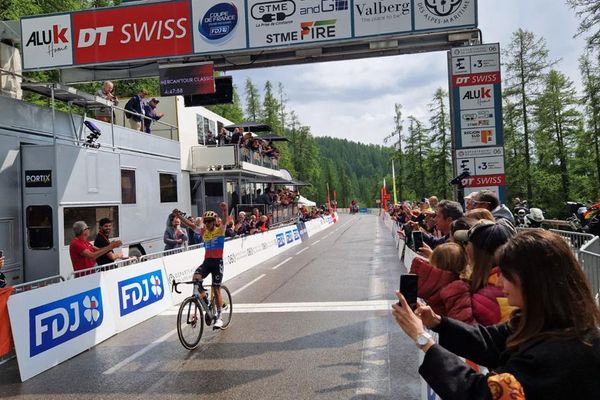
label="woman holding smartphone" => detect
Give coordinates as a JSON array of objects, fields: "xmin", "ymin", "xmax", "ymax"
[{"xmin": 392, "ymin": 229, "xmax": 600, "ymax": 399}]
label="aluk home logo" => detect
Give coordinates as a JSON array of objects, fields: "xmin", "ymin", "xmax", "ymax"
[{"xmin": 22, "ymin": 14, "xmax": 74, "ymax": 68}]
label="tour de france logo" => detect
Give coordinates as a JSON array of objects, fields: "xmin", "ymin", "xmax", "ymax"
[{"xmin": 424, "ymin": 0, "xmax": 463, "ymax": 17}]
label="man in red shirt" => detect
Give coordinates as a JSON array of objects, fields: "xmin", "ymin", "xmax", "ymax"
[{"xmin": 69, "ymin": 221, "xmax": 122, "ymax": 277}]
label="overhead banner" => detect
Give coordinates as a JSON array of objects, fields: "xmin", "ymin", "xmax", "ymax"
[
  {"xmin": 449, "ymin": 43, "xmax": 506, "ymax": 201},
  {"xmin": 159, "ymin": 62, "xmax": 215, "ymax": 96},
  {"xmin": 21, "ymin": 0, "xmax": 478, "ymax": 70}
]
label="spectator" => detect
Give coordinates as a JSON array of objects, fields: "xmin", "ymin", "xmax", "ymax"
[
  {"xmin": 392, "ymin": 229, "xmax": 600, "ymax": 399},
  {"xmin": 256, "ymin": 215, "xmax": 269, "ymax": 232},
  {"xmin": 230, "ymin": 127, "xmax": 242, "ymax": 146},
  {"xmin": 94, "ymin": 218, "xmax": 128, "ymax": 265},
  {"xmin": 164, "ymin": 214, "xmax": 188, "ymax": 250},
  {"xmin": 409, "ymin": 242, "xmax": 467, "ymax": 316},
  {"xmin": 217, "ymin": 127, "xmax": 229, "ymax": 146},
  {"xmin": 441, "ymin": 219, "xmax": 516, "ymax": 325},
  {"xmin": 0, "ymin": 252, "xmax": 6, "ymax": 288},
  {"xmin": 428, "ymin": 195, "xmax": 439, "ymax": 209},
  {"xmin": 225, "ymin": 221, "xmax": 237, "ymax": 238},
  {"xmin": 205, "ymin": 130, "xmax": 217, "ymax": 145},
  {"xmin": 235, "ymin": 211, "xmax": 249, "ymax": 236},
  {"xmin": 143, "ymin": 98, "xmax": 164, "ymax": 134},
  {"xmin": 464, "ymin": 191, "xmax": 478, "ymax": 211},
  {"xmin": 421, "ymin": 200, "xmax": 464, "ymax": 251},
  {"xmin": 473, "ymin": 190, "xmax": 515, "ymax": 225},
  {"xmin": 465, "ymin": 208, "xmax": 494, "ymax": 221},
  {"xmin": 69, "ymin": 221, "xmax": 122, "ymax": 275},
  {"xmin": 95, "ymin": 81, "xmax": 119, "ymax": 123},
  {"xmin": 124, "ymin": 89, "xmax": 149, "ymax": 131}
]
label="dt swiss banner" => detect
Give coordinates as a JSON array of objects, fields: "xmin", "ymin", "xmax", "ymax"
[{"xmin": 72, "ymin": 0, "xmax": 192, "ymax": 65}]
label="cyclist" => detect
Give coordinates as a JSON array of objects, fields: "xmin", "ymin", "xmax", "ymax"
[{"xmin": 193, "ymin": 202, "xmax": 228, "ymax": 328}]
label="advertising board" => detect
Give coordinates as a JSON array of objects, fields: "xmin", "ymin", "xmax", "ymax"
[
  {"xmin": 8, "ymin": 273, "xmax": 116, "ymax": 381},
  {"xmin": 191, "ymin": 0, "xmax": 247, "ymax": 53}
]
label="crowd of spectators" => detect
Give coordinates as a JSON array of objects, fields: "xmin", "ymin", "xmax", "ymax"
[
  {"xmin": 389, "ymin": 190, "xmax": 600, "ymax": 398},
  {"xmin": 205, "ymin": 127, "xmax": 281, "ymax": 162}
]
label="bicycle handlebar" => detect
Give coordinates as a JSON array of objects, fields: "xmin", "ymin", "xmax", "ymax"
[{"xmin": 171, "ymin": 279, "xmax": 200, "ymax": 294}]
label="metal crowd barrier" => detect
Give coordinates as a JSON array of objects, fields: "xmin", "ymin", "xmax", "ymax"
[
  {"xmin": 548, "ymin": 229, "xmax": 595, "ymax": 263},
  {"xmin": 68, "ymin": 257, "xmax": 139, "ymax": 279},
  {"xmin": 12, "ymin": 275, "xmax": 65, "ymax": 294},
  {"xmin": 580, "ymin": 236, "xmax": 600, "ymax": 304}
]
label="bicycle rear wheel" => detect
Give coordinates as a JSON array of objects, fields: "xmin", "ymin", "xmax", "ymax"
[
  {"xmin": 213, "ymin": 285, "xmax": 233, "ymax": 329},
  {"xmin": 177, "ymin": 296, "xmax": 204, "ymax": 350}
]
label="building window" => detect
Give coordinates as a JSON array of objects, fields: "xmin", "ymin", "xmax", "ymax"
[
  {"xmin": 26, "ymin": 206, "xmax": 53, "ymax": 249},
  {"xmin": 160, "ymin": 173, "xmax": 178, "ymax": 203},
  {"xmin": 121, "ymin": 169, "xmax": 136, "ymax": 204},
  {"xmin": 196, "ymin": 114, "xmax": 204, "ymax": 144},
  {"xmin": 63, "ymin": 206, "xmax": 119, "ymax": 246}
]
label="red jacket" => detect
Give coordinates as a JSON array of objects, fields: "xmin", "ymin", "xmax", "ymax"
[
  {"xmin": 410, "ymin": 257, "xmax": 459, "ymax": 316},
  {"xmin": 440, "ymin": 267, "xmax": 515, "ymax": 326}
]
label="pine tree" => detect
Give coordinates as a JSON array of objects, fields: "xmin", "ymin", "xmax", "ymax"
[
  {"xmin": 244, "ymin": 78, "xmax": 261, "ymax": 122},
  {"xmin": 427, "ymin": 88, "xmax": 451, "ymax": 198},
  {"xmin": 503, "ymin": 29, "xmax": 557, "ymax": 201},
  {"xmin": 579, "ymin": 52, "xmax": 600, "ymax": 196}
]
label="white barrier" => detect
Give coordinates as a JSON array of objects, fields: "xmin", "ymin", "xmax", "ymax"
[
  {"xmin": 305, "ymin": 213, "xmax": 337, "ymax": 237},
  {"xmin": 8, "ymin": 273, "xmax": 117, "ymax": 381},
  {"xmin": 7, "ymin": 219, "xmax": 330, "ymax": 381}
]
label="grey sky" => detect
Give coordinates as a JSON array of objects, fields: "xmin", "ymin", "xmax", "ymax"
[{"xmin": 229, "ymin": 0, "xmax": 587, "ymax": 145}]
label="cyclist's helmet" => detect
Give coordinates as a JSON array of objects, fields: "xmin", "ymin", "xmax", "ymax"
[{"xmin": 203, "ymin": 211, "xmax": 218, "ymax": 221}]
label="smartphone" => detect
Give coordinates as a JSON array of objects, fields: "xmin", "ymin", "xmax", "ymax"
[
  {"xmin": 0, "ymin": 250, "xmax": 3, "ymax": 258},
  {"xmin": 399, "ymin": 274, "xmax": 418, "ymax": 308},
  {"xmin": 412, "ymin": 231, "xmax": 424, "ymax": 251}
]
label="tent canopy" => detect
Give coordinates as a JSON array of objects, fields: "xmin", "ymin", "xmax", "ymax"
[{"xmin": 298, "ymin": 195, "xmax": 316, "ymax": 207}]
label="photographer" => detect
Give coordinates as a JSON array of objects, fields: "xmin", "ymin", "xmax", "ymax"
[{"xmin": 392, "ymin": 230, "xmax": 600, "ymax": 399}]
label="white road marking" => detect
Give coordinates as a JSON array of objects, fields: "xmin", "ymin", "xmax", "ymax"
[
  {"xmin": 295, "ymin": 247, "xmax": 308, "ymax": 255},
  {"xmin": 312, "ymin": 239, "xmax": 321, "ymax": 245},
  {"xmin": 160, "ymin": 300, "xmax": 394, "ymax": 315},
  {"xmin": 103, "ymin": 329, "xmax": 177, "ymax": 374},
  {"xmin": 272, "ymin": 257, "xmax": 292, "ymax": 270},
  {"xmin": 231, "ymin": 274, "xmax": 266, "ymax": 296}
]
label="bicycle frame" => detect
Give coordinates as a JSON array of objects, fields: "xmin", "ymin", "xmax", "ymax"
[{"xmin": 172, "ymin": 280, "xmax": 216, "ymax": 323}]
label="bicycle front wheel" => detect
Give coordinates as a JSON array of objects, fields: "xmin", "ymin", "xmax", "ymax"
[
  {"xmin": 214, "ymin": 285, "xmax": 233, "ymax": 329},
  {"xmin": 177, "ymin": 296, "xmax": 204, "ymax": 350}
]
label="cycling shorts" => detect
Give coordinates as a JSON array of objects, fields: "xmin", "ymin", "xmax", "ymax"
[{"xmin": 195, "ymin": 258, "xmax": 224, "ymax": 286}]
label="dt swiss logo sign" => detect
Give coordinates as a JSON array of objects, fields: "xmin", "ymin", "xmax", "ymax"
[
  {"xmin": 72, "ymin": 0, "xmax": 192, "ymax": 65},
  {"xmin": 21, "ymin": 14, "xmax": 74, "ymax": 69}
]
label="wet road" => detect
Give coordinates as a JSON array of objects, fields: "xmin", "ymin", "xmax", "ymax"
[{"xmin": 0, "ymin": 214, "xmax": 420, "ymax": 400}]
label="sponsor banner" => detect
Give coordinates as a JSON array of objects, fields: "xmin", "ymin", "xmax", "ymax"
[
  {"xmin": 305, "ymin": 212, "xmax": 337, "ymax": 237},
  {"xmin": 456, "ymin": 146, "xmax": 503, "ymax": 158},
  {"xmin": 459, "ymin": 84, "xmax": 494, "ymax": 110},
  {"xmin": 414, "ymin": 0, "xmax": 476, "ymax": 30},
  {"xmin": 456, "ymin": 154, "xmax": 505, "ymax": 176},
  {"xmin": 159, "ymin": 62, "xmax": 215, "ymax": 96},
  {"xmin": 192, "ymin": 0, "xmax": 247, "ymax": 53},
  {"xmin": 460, "ymin": 174, "xmax": 505, "ymax": 188},
  {"xmin": 452, "ymin": 71, "xmax": 500, "ymax": 87},
  {"xmin": 247, "ymin": 0, "xmax": 352, "ymax": 48},
  {"xmin": 461, "ymin": 127, "xmax": 496, "ymax": 147},
  {"xmin": 24, "ymin": 170, "xmax": 52, "ymax": 188},
  {"xmin": 460, "ymin": 108, "xmax": 495, "ymax": 129},
  {"xmin": 353, "ymin": 0, "xmax": 412, "ymax": 37},
  {"xmin": 103, "ymin": 259, "xmax": 172, "ymax": 332},
  {"xmin": 8, "ymin": 273, "xmax": 116, "ymax": 381},
  {"xmin": 163, "ymin": 248, "xmax": 206, "ymax": 305},
  {"xmin": 21, "ymin": 14, "xmax": 73, "ymax": 70},
  {"xmin": 71, "ymin": 0, "xmax": 193, "ymax": 65}
]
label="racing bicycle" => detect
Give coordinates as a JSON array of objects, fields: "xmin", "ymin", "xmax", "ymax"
[{"xmin": 172, "ymin": 280, "xmax": 232, "ymax": 350}]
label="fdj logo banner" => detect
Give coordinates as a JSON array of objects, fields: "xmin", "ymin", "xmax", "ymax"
[
  {"xmin": 29, "ymin": 288, "xmax": 103, "ymax": 357},
  {"xmin": 118, "ymin": 270, "xmax": 164, "ymax": 316}
]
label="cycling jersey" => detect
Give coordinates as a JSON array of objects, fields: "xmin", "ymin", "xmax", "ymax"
[{"xmin": 202, "ymin": 227, "xmax": 225, "ymax": 259}]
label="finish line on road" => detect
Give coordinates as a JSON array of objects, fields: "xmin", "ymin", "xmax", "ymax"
[{"xmin": 160, "ymin": 300, "xmax": 395, "ymax": 315}]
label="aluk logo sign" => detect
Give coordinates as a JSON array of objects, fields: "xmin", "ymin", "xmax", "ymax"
[
  {"xmin": 29, "ymin": 288, "xmax": 103, "ymax": 357},
  {"xmin": 21, "ymin": 14, "xmax": 74, "ymax": 69},
  {"xmin": 118, "ymin": 270, "xmax": 165, "ymax": 316},
  {"xmin": 72, "ymin": 0, "xmax": 192, "ymax": 65},
  {"xmin": 459, "ymin": 85, "xmax": 494, "ymax": 110}
]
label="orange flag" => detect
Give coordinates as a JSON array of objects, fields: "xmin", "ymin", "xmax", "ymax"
[{"xmin": 0, "ymin": 286, "xmax": 14, "ymax": 357}]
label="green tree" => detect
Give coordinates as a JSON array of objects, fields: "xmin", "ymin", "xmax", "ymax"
[
  {"xmin": 427, "ymin": 88, "xmax": 451, "ymax": 198},
  {"xmin": 579, "ymin": 52, "xmax": 600, "ymax": 197},
  {"xmin": 404, "ymin": 116, "xmax": 429, "ymax": 199},
  {"xmin": 533, "ymin": 69, "xmax": 580, "ymax": 209},
  {"xmin": 568, "ymin": 0, "xmax": 600, "ymax": 46},
  {"xmin": 386, "ymin": 103, "xmax": 405, "ymax": 200},
  {"xmin": 503, "ymin": 29, "xmax": 557, "ymax": 201},
  {"xmin": 244, "ymin": 78, "xmax": 261, "ymax": 122},
  {"xmin": 502, "ymin": 97, "xmax": 527, "ymax": 201}
]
